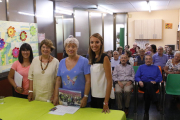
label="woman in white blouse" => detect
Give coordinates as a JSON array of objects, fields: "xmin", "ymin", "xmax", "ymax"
[
  {"xmin": 88, "ymin": 33, "xmax": 113, "ymax": 113},
  {"xmin": 28, "ymin": 39, "xmax": 59, "ymax": 102}
]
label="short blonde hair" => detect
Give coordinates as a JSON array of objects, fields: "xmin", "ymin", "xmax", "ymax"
[
  {"xmin": 64, "ymin": 37, "xmax": 79, "ymax": 48},
  {"xmin": 40, "ymin": 39, "xmax": 55, "ymax": 51}
]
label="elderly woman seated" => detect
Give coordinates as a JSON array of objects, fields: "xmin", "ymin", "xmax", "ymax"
[
  {"xmin": 164, "ymin": 51, "xmax": 180, "ymax": 100},
  {"xmin": 164, "ymin": 51, "xmax": 180, "ymax": 77},
  {"xmin": 125, "ymin": 50, "xmax": 134, "ymax": 66},
  {"xmin": 134, "ymin": 49, "xmax": 145, "ymax": 66}
]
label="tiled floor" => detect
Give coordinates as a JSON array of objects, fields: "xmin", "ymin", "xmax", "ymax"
[{"xmin": 111, "ymin": 93, "xmax": 180, "ymax": 120}]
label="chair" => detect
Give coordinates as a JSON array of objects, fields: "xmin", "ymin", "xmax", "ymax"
[
  {"xmin": 133, "ymin": 66, "xmax": 139, "ymax": 73},
  {"xmin": 165, "ymin": 74, "xmax": 180, "ymax": 95},
  {"xmin": 162, "ymin": 74, "xmax": 180, "ymax": 114},
  {"xmin": 134, "ymin": 66, "xmax": 163, "ymax": 113}
]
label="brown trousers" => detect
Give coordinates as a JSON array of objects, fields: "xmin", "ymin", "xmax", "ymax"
[{"xmin": 115, "ymin": 80, "xmax": 133, "ymax": 109}]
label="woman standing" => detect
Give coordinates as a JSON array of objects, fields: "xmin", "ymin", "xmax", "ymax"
[
  {"xmin": 53, "ymin": 37, "xmax": 91, "ymax": 107},
  {"xmin": 28, "ymin": 39, "xmax": 59, "ymax": 102},
  {"xmin": 89, "ymin": 33, "xmax": 113, "ymax": 113},
  {"xmin": 8, "ymin": 43, "xmax": 33, "ymax": 98}
]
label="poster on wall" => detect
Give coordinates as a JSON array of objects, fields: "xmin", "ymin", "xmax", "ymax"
[
  {"xmin": 165, "ymin": 23, "xmax": 173, "ymax": 29},
  {"xmin": 38, "ymin": 33, "xmax": 45, "ymax": 43},
  {"xmin": 0, "ymin": 21, "xmax": 39, "ymax": 73}
]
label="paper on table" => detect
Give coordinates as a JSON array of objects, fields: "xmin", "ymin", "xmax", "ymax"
[
  {"xmin": 56, "ymin": 105, "xmax": 80, "ymax": 114},
  {"xmin": 49, "ymin": 111, "xmax": 65, "ymax": 116},
  {"xmin": 14, "ymin": 71, "xmax": 23, "ymax": 87}
]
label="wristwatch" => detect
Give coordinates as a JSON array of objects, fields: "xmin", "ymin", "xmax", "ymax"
[
  {"xmin": 28, "ymin": 90, "xmax": 33, "ymax": 93},
  {"xmin": 103, "ymin": 102, "xmax": 108, "ymax": 106},
  {"xmin": 84, "ymin": 95, "xmax": 88, "ymax": 97}
]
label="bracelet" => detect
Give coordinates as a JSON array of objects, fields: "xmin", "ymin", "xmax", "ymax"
[
  {"xmin": 84, "ymin": 95, "xmax": 88, "ymax": 97},
  {"xmin": 28, "ymin": 90, "xmax": 33, "ymax": 93},
  {"xmin": 103, "ymin": 102, "xmax": 108, "ymax": 106}
]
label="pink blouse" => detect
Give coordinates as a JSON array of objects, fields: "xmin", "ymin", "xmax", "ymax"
[{"xmin": 11, "ymin": 61, "xmax": 30, "ymax": 95}]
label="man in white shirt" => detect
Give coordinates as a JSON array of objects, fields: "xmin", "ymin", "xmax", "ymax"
[{"xmin": 111, "ymin": 51, "xmax": 120, "ymax": 71}]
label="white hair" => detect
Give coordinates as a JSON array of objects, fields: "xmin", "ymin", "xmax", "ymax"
[
  {"xmin": 113, "ymin": 50, "xmax": 119, "ymax": 54},
  {"xmin": 174, "ymin": 51, "xmax": 180, "ymax": 56},
  {"xmin": 158, "ymin": 46, "xmax": 163, "ymax": 49},
  {"xmin": 64, "ymin": 37, "xmax": 79, "ymax": 48}
]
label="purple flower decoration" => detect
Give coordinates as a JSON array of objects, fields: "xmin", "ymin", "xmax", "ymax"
[
  {"xmin": 0, "ymin": 38, "xmax": 5, "ymax": 50},
  {"xmin": 12, "ymin": 47, "xmax": 19, "ymax": 58}
]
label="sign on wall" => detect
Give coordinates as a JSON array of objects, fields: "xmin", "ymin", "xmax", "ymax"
[{"xmin": 0, "ymin": 21, "xmax": 39, "ymax": 73}]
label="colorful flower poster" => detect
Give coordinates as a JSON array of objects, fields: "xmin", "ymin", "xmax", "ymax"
[{"xmin": 165, "ymin": 23, "xmax": 172, "ymax": 29}]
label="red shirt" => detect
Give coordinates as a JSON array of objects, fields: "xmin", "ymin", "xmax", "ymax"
[{"xmin": 130, "ymin": 48, "xmax": 136, "ymax": 55}]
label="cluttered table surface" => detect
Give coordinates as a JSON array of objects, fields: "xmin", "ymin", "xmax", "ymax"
[{"xmin": 0, "ymin": 97, "xmax": 126, "ymax": 120}]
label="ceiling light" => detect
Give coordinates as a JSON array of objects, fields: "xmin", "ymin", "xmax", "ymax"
[
  {"xmin": 90, "ymin": 12, "xmax": 106, "ymax": 17},
  {"xmin": 0, "ymin": 0, "xmax": 2, "ymax": 2},
  {"xmin": 55, "ymin": 10, "xmax": 72, "ymax": 15},
  {"xmin": 18, "ymin": 12, "xmax": 34, "ymax": 16},
  {"xmin": 55, "ymin": 16, "xmax": 63, "ymax": 18},
  {"xmin": 55, "ymin": 7, "xmax": 73, "ymax": 16},
  {"xmin": 97, "ymin": 5, "xmax": 113, "ymax": 15},
  {"xmin": 147, "ymin": 1, "xmax": 151, "ymax": 12}
]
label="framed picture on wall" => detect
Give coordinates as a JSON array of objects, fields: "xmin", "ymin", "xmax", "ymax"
[{"xmin": 165, "ymin": 23, "xmax": 172, "ymax": 29}]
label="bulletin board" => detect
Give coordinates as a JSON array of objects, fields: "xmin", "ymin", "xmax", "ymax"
[{"xmin": 0, "ymin": 20, "xmax": 39, "ymax": 74}]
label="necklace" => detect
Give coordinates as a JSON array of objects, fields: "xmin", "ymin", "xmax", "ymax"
[{"xmin": 40, "ymin": 56, "xmax": 50, "ymax": 74}]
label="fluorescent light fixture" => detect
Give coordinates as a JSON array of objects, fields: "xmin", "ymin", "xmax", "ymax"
[
  {"xmin": 97, "ymin": 5, "xmax": 113, "ymax": 15},
  {"xmin": 18, "ymin": 12, "xmax": 34, "ymax": 16},
  {"xmin": 0, "ymin": 0, "xmax": 2, "ymax": 2},
  {"xmin": 147, "ymin": 1, "xmax": 151, "ymax": 12},
  {"xmin": 90, "ymin": 12, "xmax": 106, "ymax": 17},
  {"xmin": 55, "ymin": 16, "xmax": 63, "ymax": 18},
  {"xmin": 55, "ymin": 7, "xmax": 73, "ymax": 16},
  {"xmin": 55, "ymin": 10, "xmax": 72, "ymax": 15},
  {"xmin": 63, "ymin": 18, "xmax": 73, "ymax": 21},
  {"xmin": 18, "ymin": 11, "xmax": 49, "ymax": 18}
]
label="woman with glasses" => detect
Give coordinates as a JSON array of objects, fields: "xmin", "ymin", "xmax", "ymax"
[{"xmin": 8, "ymin": 43, "xmax": 34, "ymax": 98}]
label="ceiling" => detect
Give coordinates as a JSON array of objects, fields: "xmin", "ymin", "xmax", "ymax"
[{"xmin": 54, "ymin": 0, "xmax": 180, "ymax": 13}]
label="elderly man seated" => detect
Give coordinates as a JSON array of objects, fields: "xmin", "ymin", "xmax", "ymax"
[
  {"xmin": 111, "ymin": 51, "xmax": 120, "ymax": 71},
  {"xmin": 153, "ymin": 46, "xmax": 168, "ymax": 70},
  {"xmin": 112, "ymin": 54, "xmax": 135, "ymax": 115},
  {"xmin": 135, "ymin": 55, "xmax": 162, "ymax": 120}
]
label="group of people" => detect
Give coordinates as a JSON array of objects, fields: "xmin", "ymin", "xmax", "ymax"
[
  {"xmin": 8, "ymin": 33, "xmax": 112, "ymax": 113},
  {"xmin": 106, "ymin": 43, "xmax": 180, "ymax": 120},
  {"xmin": 8, "ymin": 33, "xmax": 180, "ymax": 119}
]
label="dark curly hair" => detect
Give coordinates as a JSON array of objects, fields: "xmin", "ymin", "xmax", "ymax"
[{"xmin": 151, "ymin": 44, "xmax": 157, "ymax": 53}]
